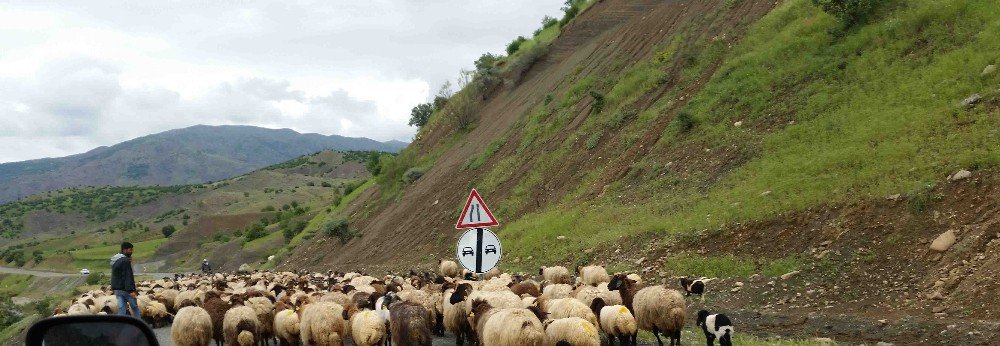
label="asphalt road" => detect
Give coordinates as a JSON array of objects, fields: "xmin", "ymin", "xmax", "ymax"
[
  {"xmin": 153, "ymin": 325, "xmax": 462, "ymax": 345},
  {"xmin": 0, "ymin": 265, "xmax": 182, "ymax": 279}
]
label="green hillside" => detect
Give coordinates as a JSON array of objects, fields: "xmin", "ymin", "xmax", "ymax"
[{"xmin": 0, "ymin": 150, "xmax": 383, "ymax": 272}]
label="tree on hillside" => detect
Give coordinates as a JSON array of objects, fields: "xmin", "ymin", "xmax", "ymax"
[
  {"xmin": 473, "ymin": 53, "xmax": 504, "ymax": 95},
  {"xmin": 409, "ymin": 103, "xmax": 434, "ymax": 128},
  {"xmin": 161, "ymin": 224, "xmax": 176, "ymax": 238},
  {"xmin": 433, "ymin": 82, "xmax": 453, "ymax": 110}
]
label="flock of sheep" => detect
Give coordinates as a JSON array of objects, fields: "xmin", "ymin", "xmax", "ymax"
[{"xmin": 50, "ymin": 260, "xmax": 734, "ymax": 346}]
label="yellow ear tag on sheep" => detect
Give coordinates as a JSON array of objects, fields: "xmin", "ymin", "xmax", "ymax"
[{"xmin": 619, "ymin": 306, "xmax": 628, "ymax": 314}]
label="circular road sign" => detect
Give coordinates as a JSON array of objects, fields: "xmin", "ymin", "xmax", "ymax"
[{"xmin": 455, "ymin": 228, "xmax": 502, "ymax": 274}]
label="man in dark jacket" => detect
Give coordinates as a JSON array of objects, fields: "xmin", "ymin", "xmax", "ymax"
[
  {"xmin": 110, "ymin": 242, "xmax": 139, "ymax": 318},
  {"xmin": 201, "ymin": 259, "xmax": 211, "ymax": 273}
]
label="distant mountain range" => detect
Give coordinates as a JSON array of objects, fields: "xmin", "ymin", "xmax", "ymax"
[{"xmin": 0, "ymin": 125, "xmax": 407, "ymax": 203}]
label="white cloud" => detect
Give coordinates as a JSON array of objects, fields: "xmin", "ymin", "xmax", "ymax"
[{"xmin": 0, "ymin": 1, "xmax": 565, "ymax": 162}]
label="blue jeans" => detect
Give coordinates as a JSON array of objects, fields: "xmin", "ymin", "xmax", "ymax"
[{"xmin": 115, "ymin": 290, "xmax": 140, "ymax": 318}]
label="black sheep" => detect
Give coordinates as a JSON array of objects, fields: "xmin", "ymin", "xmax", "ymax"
[{"xmin": 696, "ymin": 310, "xmax": 733, "ymax": 346}]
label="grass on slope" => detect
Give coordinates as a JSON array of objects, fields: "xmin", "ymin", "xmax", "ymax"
[
  {"xmin": 500, "ymin": 0, "xmax": 1000, "ymax": 266},
  {"xmin": 69, "ymin": 238, "xmax": 167, "ymax": 271}
]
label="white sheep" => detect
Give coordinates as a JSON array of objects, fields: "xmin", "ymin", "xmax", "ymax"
[
  {"xmin": 469, "ymin": 299, "xmax": 546, "ymax": 346},
  {"xmin": 223, "ymin": 304, "xmax": 259, "ymax": 346},
  {"xmin": 439, "ymin": 259, "xmax": 460, "ymax": 278},
  {"xmin": 539, "ymin": 266, "xmax": 571, "ymax": 284},
  {"xmin": 171, "ymin": 306, "xmax": 213, "ymax": 346},
  {"xmin": 633, "ymin": 286, "xmax": 686, "ymax": 346},
  {"xmin": 272, "ymin": 304, "xmax": 300, "ymax": 346},
  {"xmin": 66, "ymin": 302, "xmax": 91, "ymax": 315},
  {"xmin": 591, "ymin": 297, "xmax": 637, "ymax": 346},
  {"xmin": 577, "ymin": 265, "xmax": 610, "ymax": 286},
  {"xmin": 246, "ymin": 296, "xmax": 275, "ymax": 345},
  {"xmin": 541, "ymin": 284, "xmax": 574, "ymax": 300},
  {"xmin": 539, "ymin": 297, "xmax": 599, "ymax": 327},
  {"xmin": 300, "ymin": 301, "xmax": 348, "ymax": 346},
  {"xmin": 350, "ymin": 309, "xmax": 386, "ymax": 346},
  {"xmin": 544, "ymin": 317, "xmax": 601, "ymax": 346}
]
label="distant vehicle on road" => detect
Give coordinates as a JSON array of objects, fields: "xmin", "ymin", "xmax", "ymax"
[{"xmin": 79, "ymin": 269, "xmax": 90, "ymax": 275}]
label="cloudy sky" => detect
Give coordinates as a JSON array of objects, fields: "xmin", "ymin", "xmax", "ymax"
[{"xmin": 0, "ymin": 1, "xmax": 564, "ymax": 163}]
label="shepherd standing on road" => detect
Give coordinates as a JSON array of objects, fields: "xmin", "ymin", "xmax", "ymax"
[{"xmin": 110, "ymin": 242, "xmax": 139, "ymax": 318}]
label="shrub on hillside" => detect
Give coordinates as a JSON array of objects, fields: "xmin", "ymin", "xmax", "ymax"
[
  {"xmin": 323, "ymin": 218, "xmax": 361, "ymax": 244},
  {"xmin": 589, "ymin": 91, "xmax": 606, "ymax": 114},
  {"xmin": 0, "ymin": 297, "xmax": 23, "ymax": 328},
  {"xmin": 402, "ymin": 167, "xmax": 425, "ymax": 184},
  {"xmin": 243, "ymin": 224, "xmax": 267, "ymax": 243},
  {"xmin": 506, "ymin": 36, "xmax": 527, "ymax": 55},
  {"xmin": 674, "ymin": 110, "xmax": 697, "ymax": 133},
  {"xmin": 811, "ymin": 0, "xmax": 880, "ymax": 28},
  {"xmin": 505, "ymin": 43, "xmax": 550, "ymax": 87},
  {"xmin": 85, "ymin": 272, "xmax": 107, "ymax": 285},
  {"xmin": 161, "ymin": 224, "xmax": 176, "ymax": 238}
]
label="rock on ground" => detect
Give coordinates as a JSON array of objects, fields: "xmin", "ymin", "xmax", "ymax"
[{"xmin": 930, "ymin": 231, "xmax": 957, "ymax": 252}]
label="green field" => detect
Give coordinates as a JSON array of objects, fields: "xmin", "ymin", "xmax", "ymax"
[{"xmin": 69, "ymin": 238, "xmax": 168, "ymax": 271}]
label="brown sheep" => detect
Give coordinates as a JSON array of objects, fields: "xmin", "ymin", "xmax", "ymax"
[{"xmin": 387, "ymin": 294, "xmax": 432, "ymax": 346}]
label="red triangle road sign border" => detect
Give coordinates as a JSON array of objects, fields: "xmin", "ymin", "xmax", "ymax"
[{"xmin": 455, "ymin": 189, "xmax": 499, "ymax": 229}]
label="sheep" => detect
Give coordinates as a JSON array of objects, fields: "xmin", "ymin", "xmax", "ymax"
[
  {"xmin": 66, "ymin": 302, "xmax": 91, "ymax": 315},
  {"xmin": 590, "ymin": 297, "xmax": 637, "ymax": 346},
  {"xmin": 696, "ymin": 310, "xmax": 734, "ymax": 346},
  {"xmin": 223, "ymin": 300, "xmax": 259, "ymax": 346},
  {"xmin": 299, "ymin": 301, "xmax": 348, "ymax": 346},
  {"xmin": 543, "ymin": 317, "xmax": 601, "ymax": 346},
  {"xmin": 439, "ymin": 259, "xmax": 460, "ymax": 278},
  {"xmin": 246, "ymin": 296, "xmax": 276, "ymax": 345},
  {"xmin": 469, "ymin": 299, "xmax": 546, "ymax": 346},
  {"xmin": 385, "ymin": 293, "xmax": 433, "ymax": 346},
  {"xmin": 574, "ymin": 284, "xmax": 621, "ymax": 307},
  {"xmin": 541, "ymin": 284, "xmax": 574, "ymax": 300},
  {"xmin": 626, "ymin": 274, "xmax": 642, "ymax": 286},
  {"xmin": 157, "ymin": 288, "xmax": 180, "ymax": 312},
  {"xmin": 202, "ymin": 291, "xmax": 231, "ymax": 346},
  {"xmin": 94, "ymin": 295, "xmax": 118, "ymax": 315},
  {"xmin": 538, "ymin": 297, "xmax": 599, "ymax": 327},
  {"xmin": 510, "ymin": 280, "xmax": 541, "ymax": 297},
  {"xmin": 606, "ymin": 274, "xmax": 641, "ymax": 311},
  {"xmin": 442, "ymin": 286, "xmax": 475, "ymax": 346},
  {"xmin": 539, "ymin": 266, "xmax": 571, "ymax": 284},
  {"xmin": 349, "ymin": 309, "xmax": 386, "ymax": 346},
  {"xmin": 609, "ymin": 274, "xmax": 685, "ymax": 346},
  {"xmin": 482, "ymin": 268, "xmax": 502, "ymax": 280},
  {"xmin": 175, "ymin": 289, "xmax": 205, "ymax": 311},
  {"xmin": 171, "ymin": 306, "xmax": 213, "ymax": 346},
  {"xmin": 576, "ymin": 265, "xmax": 610, "ymax": 287},
  {"xmin": 141, "ymin": 300, "xmax": 173, "ymax": 328},
  {"xmin": 272, "ymin": 302, "xmax": 300, "ymax": 346}
]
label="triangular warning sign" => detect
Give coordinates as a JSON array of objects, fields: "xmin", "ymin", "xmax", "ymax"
[{"xmin": 455, "ymin": 189, "xmax": 499, "ymax": 229}]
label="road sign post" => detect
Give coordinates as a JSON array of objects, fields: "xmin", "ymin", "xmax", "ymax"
[{"xmin": 455, "ymin": 189, "xmax": 502, "ymax": 274}]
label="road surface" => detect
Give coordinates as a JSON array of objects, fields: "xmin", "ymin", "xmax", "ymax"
[
  {"xmin": 153, "ymin": 325, "xmax": 463, "ymax": 346},
  {"xmin": 0, "ymin": 266, "xmax": 182, "ymax": 278}
]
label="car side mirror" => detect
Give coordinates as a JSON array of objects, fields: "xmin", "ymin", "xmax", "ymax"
[{"xmin": 26, "ymin": 315, "xmax": 158, "ymax": 346}]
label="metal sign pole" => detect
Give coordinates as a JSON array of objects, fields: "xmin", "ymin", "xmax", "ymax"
[{"xmin": 475, "ymin": 227, "xmax": 484, "ymax": 274}]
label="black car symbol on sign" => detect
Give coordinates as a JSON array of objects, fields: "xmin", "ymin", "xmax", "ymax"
[
  {"xmin": 462, "ymin": 247, "xmax": 475, "ymax": 256},
  {"xmin": 485, "ymin": 245, "xmax": 497, "ymax": 255}
]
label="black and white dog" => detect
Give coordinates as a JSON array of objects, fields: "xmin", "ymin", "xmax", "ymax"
[
  {"xmin": 680, "ymin": 277, "xmax": 711, "ymax": 301},
  {"xmin": 696, "ymin": 310, "xmax": 734, "ymax": 346}
]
